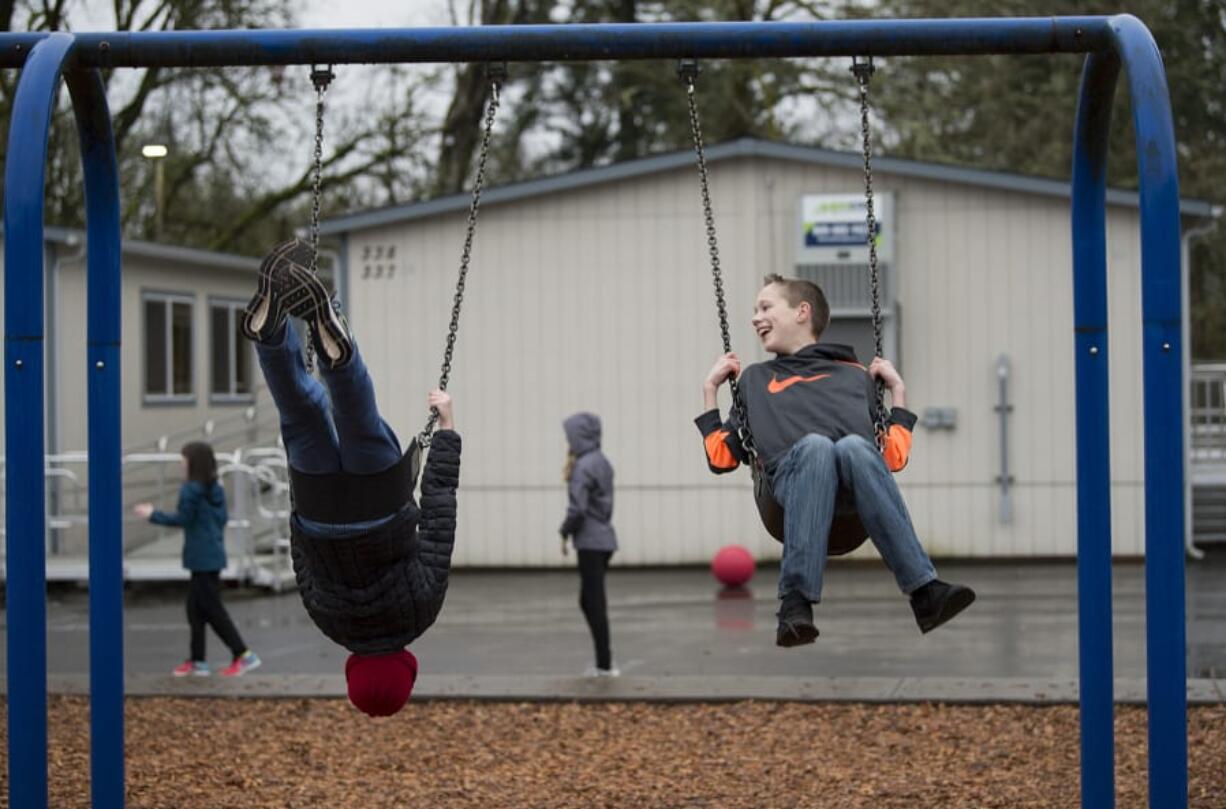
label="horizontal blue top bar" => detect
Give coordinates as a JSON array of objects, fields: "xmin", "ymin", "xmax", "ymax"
[{"xmin": 0, "ymin": 17, "xmax": 1118, "ymax": 69}]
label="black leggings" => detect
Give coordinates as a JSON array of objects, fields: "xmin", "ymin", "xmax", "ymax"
[
  {"xmin": 577, "ymin": 550, "xmax": 613, "ymax": 670},
  {"xmin": 188, "ymin": 571, "xmax": 247, "ymax": 662}
]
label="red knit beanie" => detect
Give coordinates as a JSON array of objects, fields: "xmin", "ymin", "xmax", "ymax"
[{"xmin": 345, "ymin": 650, "xmax": 418, "ymax": 717}]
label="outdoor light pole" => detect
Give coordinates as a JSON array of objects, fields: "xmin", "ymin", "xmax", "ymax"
[{"xmin": 141, "ymin": 143, "xmax": 167, "ymax": 240}]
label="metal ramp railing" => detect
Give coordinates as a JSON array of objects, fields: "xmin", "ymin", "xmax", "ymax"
[
  {"xmin": 0, "ymin": 445, "xmax": 294, "ymax": 590},
  {"xmin": 1190, "ymin": 364, "xmax": 1226, "ymax": 547}
]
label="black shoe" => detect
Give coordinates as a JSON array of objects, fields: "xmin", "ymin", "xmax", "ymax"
[
  {"xmin": 910, "ymin": 580, "xmax": 976, "ymax": 634},
  {"xmin": 278, "ymin": 246, "xmax": 354, "ymax": 369},
  {"xmin": 241, "ymin": 239, "xmax": 311, "ymax": 343},
  {"xmin": 776, "ymin": 593, "xmax": 818, "ymax": 648}
]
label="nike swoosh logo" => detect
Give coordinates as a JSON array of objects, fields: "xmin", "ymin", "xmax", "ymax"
[{"xmin": 767, "ymin": 373, "xmax": 831, "ymax": 394}]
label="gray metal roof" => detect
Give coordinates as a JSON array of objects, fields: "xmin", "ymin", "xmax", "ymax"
[
  {"xmin": 320, "ymin": 137, "xmax": 1219, "ymax": 236},
  {"xmin": 41, "ymin": 226, "xmax": 262, "ymax": 271},
  {"xmin": 2, "ymin": 226, "xmax": 261, "ymax": 271},
  {"xmin": 2, "ymin": 228, "xmax": 343, "ymax": 277}
]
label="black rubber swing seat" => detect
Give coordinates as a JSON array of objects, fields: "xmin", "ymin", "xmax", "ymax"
[
  {"xmin": 289, "ymin": 438, "xmax": 422, "ymax": 524},
  {"xmin": 752, "ymin": 464, "xmax": 869, "ymax": 557}
]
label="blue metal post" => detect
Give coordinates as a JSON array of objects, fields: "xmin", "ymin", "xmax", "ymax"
[
  {"xmin": 1070, "ymin": 49, "xmax": 1119, "ymax": 809},
  {"xmin": 1109, "ymin": 14, "xmax": 1188, "ymax": 809},
  {"xmin": 67, "ymin": 68, "xmax": 126, "ymax": 809},
  {"xmin": 2, "ymin": 31, "xmax": 75, "ymax": 809}
]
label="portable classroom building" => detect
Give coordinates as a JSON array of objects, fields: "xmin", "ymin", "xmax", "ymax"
[{"xmin": 322, "ymin": 138, "xmax": 1213, "ymax": 566}]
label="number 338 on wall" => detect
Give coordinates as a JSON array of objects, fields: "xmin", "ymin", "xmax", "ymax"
[{"xmin": 359, "ymin": 243, "xmax": 400, "ymax": 280}]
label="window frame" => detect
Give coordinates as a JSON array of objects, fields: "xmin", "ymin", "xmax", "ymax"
[
  {"xmin": 141, "ymin": 290, "xmax": 196, "ymax": 406},
  {"xmin": 207, "ymin": 296, "xmax": 255, "ymax": 405}
]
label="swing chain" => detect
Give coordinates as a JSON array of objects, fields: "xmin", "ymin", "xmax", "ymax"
[
  {"xmin": 309, "ymin": 65, "xmax": 334, "ymax": 278},
  {"xmin": 853, "ymin": 56, "xmax": 888, "ymax": 450},
  {"xmin": 304, "ymin": 64, "xmax": 334, "ymax": 375},
  {"xmin": 420, "ymin": 65, "xmax": 505, "ymax": 448},
  {"xmin": 680, "ymin": 60, "xmax": 758, "ymax": 463},
  {"xmin": 679, "ymin": 62, "xmax": 729, "ymax": 355}
]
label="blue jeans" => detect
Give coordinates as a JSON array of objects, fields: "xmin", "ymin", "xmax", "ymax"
[
  {"xmin": 256, "ymin": 324, "xmax": 402, "ymax": 533},
  {"xmin": 772, "ymin": 434, "xmax": 937, "ymax": 602}
]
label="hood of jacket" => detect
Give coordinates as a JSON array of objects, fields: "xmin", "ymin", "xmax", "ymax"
[
  {"xmin": 771, "ymin": 341, "xmax": 858, "ymax": 365},
  {"xmin": 564, "ymin": 412, "xmax": 602, "ymax": 456},
  {"xmin": 200, "ymin": 480, "xmax": 226, "ymax": 506}
]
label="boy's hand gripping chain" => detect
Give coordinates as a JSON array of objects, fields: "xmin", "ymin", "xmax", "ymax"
[
  {"xmin": 852, "ymin": 56, "xmax": 889, "ymax": 450},
  {"xmin": 419, "ymin": 63, "xmax": 506, "ymax": 448}
]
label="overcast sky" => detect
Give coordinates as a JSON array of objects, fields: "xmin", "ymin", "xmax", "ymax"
[
  {"xmin": 70, "ymin": 0, "xmax": 458, "ymax": 31},
  {"xmin": 300, "ymin": 0, "xmax": 456, "ymax": 29}
]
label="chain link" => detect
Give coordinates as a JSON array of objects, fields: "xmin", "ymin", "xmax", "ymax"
[
  {"xmin": 680, "ymin": 62, "xmax": 757, "ymax": 462},
  {"xmin": 304, "ymin": 65, "xmax": 334, "ymax": 375},
  {"xmin": 853, "ymin": 57, "xmax": 888, "ymax": 450},
  {"xmin": 420, "ymin": 69, "xmax": 504, "ymax": 447}
]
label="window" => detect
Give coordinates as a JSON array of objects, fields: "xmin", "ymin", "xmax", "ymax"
[
  {"xmin": 143, "ymin": 292, "xmax": 194, "ymax": 402},
  {"xmin": 209, "ymin": 299, "xmax": 253, "ymax": 401}
]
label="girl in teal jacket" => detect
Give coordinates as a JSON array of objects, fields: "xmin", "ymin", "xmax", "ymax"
[{"xmin": 134, "ymin": 442, "xmax": 260, "ymax": 677}]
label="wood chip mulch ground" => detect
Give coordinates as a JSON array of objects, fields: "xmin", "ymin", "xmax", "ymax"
[{"xmin": 2, "ymin": 697, "xmax": 1224, "ymax": 808}]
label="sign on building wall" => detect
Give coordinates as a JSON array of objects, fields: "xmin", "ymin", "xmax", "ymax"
[{"xmin": 796, "ymin": 192, "xmax": 895, "ymax": 266}]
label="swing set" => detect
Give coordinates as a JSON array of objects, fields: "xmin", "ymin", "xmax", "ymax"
[
  {"xmin": 302, "ymin": 53, "xmax": 885, "ymax": 542},
  {"xmin": 1, "ymin": 17, "xmax": 1190, "ymax": 809}
]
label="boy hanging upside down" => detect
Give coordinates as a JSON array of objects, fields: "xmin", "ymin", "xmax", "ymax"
[
  {"xmin": 242, "ymin": 239, "xmax": 461, "ymax": 716},
  {"xmin": 698, "ymin": 274, "xmax": 974, "ymax": 647}
]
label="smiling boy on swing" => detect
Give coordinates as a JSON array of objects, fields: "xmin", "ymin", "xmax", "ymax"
[{"xmin": 697, "ymin": 274, "xmax": 975, "ymax": 647}]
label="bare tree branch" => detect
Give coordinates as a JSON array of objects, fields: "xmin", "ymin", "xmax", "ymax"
[{"xmin": 208, "ymin": 129, "xmax": 390, "ymax": 250}]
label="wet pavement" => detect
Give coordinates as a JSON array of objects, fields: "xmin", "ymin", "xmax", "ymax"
[{"xmin": 5, "ymin": 554, "xmax": 1224, "ymax": 688}]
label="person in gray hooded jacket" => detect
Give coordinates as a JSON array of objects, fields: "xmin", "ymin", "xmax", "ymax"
[{"xmin": 560, "ymin": 412, "xmax": 619, "ymax": 675}]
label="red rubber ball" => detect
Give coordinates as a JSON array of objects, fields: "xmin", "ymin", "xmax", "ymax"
[{"xmin": 711, "ymin": 544, "xmax": 755, "ymax": 587}]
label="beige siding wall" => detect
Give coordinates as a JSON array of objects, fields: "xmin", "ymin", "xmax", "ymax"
[
  {"xmin": 348, "ymin": 155, "xmax": 1151, "ymax": 565},
  {"xmin": 52, "ymin": 252, "xmax": 266, "ymax": 452},
  {"xmin": 752, "ymin": 157, "xmax": 1145, "ymax": 558},
  {"xmin": 351, "ymin": 165, "xmax": 770, "ymax": 568}
]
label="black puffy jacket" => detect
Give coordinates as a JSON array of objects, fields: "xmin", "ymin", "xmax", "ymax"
[{"xmin": 290, "ymin": 430, "xmax": 461, "ymax": 655}]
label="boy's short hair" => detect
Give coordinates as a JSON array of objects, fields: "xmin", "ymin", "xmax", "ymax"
[{"xmin": 763, "ymin": 274, "xmax": 830, "ymax": 339}]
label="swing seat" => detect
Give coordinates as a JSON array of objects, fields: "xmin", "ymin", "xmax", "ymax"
[
  {"xmin": 751, "ymin": 463, "xmax": 869, "ymax": 557},
  {"xmin": 288, "ymin": 438, "xmax": 422, "ymax": 524}
]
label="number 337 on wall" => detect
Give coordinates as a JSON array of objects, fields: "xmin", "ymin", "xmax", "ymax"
[{"xmin": 359, "ymin": 243, "xmax": 399, "ymax": 281}]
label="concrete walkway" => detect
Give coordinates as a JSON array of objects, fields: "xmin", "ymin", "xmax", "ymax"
[
  {"xmin": 3, "ymin": 556, "xmax": 1225, "ymax": 703},
  {"xmin": 32, "ymin": 673, "xmax": 1226, "ymax": 704}
]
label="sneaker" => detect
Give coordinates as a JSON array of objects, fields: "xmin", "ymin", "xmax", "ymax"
[
  {"xmin": 583, "ymin": 665, "xmax": 621, "ymax": 678},
  {"xmin": 219, "ymin": 650, "xmax": 262, "ymax": 678},
  {"xmin": 172, "ymin": 660, "xmax": 210, "ymax": 678},
  {"xmin": 776, "ymin": 593, "xmax": 819, "ymax": 648},
  {"xmin": 280, "ymin": 258, "xmax": 354, "ymax": 369},
  {"xmin": 910, "ymin": 579, "xmax": 976, "ymax": 634},
  {"xmin": 241, "ymin": 239, "xmax": 312, "ymax": 343}
]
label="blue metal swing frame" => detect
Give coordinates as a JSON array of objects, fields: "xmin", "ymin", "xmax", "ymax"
[{"xmin": 0, "ymin": 16, "xmax": 1187, "ymax": 809}]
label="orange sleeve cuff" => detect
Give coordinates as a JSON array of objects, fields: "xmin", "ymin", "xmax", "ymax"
[
  {"xmin": 882, "ymin": 424, "xmax": 913, "ymax": 472},
  {"xmin": 704, "ymin": 429, "xmax": 741, "ymax": 471}
]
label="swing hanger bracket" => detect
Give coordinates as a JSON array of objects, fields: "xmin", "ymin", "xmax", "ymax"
[
  {"xmin": 310, "ymin": 64, "xmax": 335, "ymax": 92},
  {"xmin": 484, "ymin": 61, "xmax": 508, "ymax": 85},
  {"xmin": 677, "ymin": 58, "xmax": 700, "ymax": 85},
  {"xmin": 850, "ymin": 55, "xmax": 875, "ymax": 82}
]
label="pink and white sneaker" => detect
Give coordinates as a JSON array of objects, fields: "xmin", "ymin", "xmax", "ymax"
[
  {"xmin": 172, "ymin": 660, "xmax": 211, "ymax": 677},
  {"xmin": 219, "ymin": 651, "xmax": 262, "ymax": 677}
]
